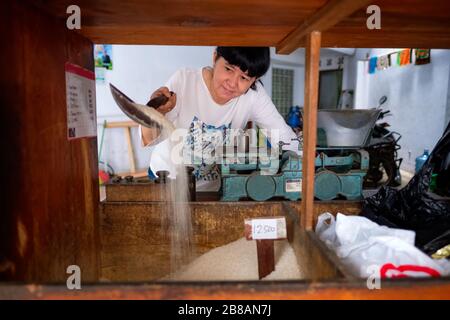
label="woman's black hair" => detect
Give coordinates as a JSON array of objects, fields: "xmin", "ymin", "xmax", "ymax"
[{"xmin": 215, "ymin": 47, "xmax": 270, "ymax": 90}]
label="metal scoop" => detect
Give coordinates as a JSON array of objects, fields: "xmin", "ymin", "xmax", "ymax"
[{"xmin": 109, "ymin": 83, "xmax": 176, "ymax": 143}]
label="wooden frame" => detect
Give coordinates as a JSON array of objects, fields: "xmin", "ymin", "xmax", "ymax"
[
  {"xmin": 1, "ymin": 0, "xmax": 450, "ymax": 298},
  {"xmin": 103, "ymin": 121, "xmax": 148, "ymax": 177},
  {"xmin": 302, "ymin": 31, "xmax": 321, "ymax": 230}
]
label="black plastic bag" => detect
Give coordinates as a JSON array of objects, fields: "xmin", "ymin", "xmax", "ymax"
[{"xmin": 361, "ymin": 122, "xmax": 450, "ymax": 254}]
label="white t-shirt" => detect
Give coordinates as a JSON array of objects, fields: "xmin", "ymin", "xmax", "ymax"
[{"xmin": 141, "ymin": 67, "xmax": 300, "ymax": 191}]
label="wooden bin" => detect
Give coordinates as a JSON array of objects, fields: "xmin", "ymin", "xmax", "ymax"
[
  {"xmin": 99, "ymin": 201, "xmax": 350, "ymax": 282},
  {"xmin": 2, "ymin": 200, "xmax": 449, "ymax": 299},
  {"xmin": 95, "ymin": 200, "xmax": 450, "ymax": 299}
]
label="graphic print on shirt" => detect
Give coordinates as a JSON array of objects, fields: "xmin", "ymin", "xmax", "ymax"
[{"xmin": 183, "ymin": 116, "xmax": 231, "ymax": 183}]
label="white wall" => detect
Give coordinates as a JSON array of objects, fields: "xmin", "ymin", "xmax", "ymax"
[
  {"xmin": 95, "ymin": 45, "xmax": 307, "ymax": 173},
  {"xmin": 354, "ymin": 60, "xmax": 370, "ymax": 108},
  {"xmin": 347, "ymin": 49, "xmax": 371, "ymax": 108},
  {"xmin": 96, "ymin": 45, "xmax": 215, "ymax": 173},
  {"xmin": 97, "ymin": 45, "xmax": 450, "ymax": 175},
  {"xmin": 96, "ymin": 45, "xmax": 216, "ymax": 118},
  {"xmin": 353, "ymin": 49, "xmax": 450, "ymax": 172}
]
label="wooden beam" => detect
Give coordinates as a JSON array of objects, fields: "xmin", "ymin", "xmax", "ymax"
[
  {"xmin": 26, "ymin": 0, "xmax": 450, "ymax": 48},
  {"xmin": 276, "ymin": 0, "xmax": 371, "ymax": 54},
  {"xmin": 80, "ymin": 25, "xmax": 292, "ymax": 46},
  {"xmin": 1, "ymin": 280, "xmax": 450, "ymax": 299},
  {"xmin": 104, "ymin": 120, "xmax": 138, "ymax": 128},
  {"xmin": 124, "ymin": 127, "xmax": 136, "ymax": 173},
  {"xmin": 301, "ymin": 31, "xmax": 321, "ymax": 231}
]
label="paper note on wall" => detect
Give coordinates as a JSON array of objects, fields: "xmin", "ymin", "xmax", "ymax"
[{"xmin": 65, "ymin": 62, "xmax": 97, "ymax": 140}]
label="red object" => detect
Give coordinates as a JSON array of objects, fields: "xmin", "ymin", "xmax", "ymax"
[
  {"xmin": 380, "ymin": 263, "xmax": 441, "ymax": 279},
  {"xmin": 65, "ymin": 62, "xmax": 95, "ymax": 80},
  {"xmin": 99, "ymin": 170, "xmax": 110, "ymax": 184}
]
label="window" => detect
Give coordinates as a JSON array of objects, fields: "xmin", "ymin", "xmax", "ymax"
[{"xmin": 272, "ymin": 67, "xmax": 294, "ymax": 118}]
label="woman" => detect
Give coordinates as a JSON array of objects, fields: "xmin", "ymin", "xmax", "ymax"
[{"xmin": 141, "ymin": 46, "xmax": 300, "ymax": 191}]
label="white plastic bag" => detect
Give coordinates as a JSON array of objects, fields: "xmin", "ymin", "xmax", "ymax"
[
  {"xmin": 315, "ymin": 212, "xmax": 337, "ymax": 247},
  {"xmin": 315, "ymin": 212, "xmax": 450, "ymax": 279}
]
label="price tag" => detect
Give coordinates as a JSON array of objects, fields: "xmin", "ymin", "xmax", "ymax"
[{"xmin": 245, "ymin": 217, "xmax": 287, "ymax": 240}]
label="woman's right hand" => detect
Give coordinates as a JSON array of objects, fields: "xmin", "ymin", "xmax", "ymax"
[{"xmin": 150, "ymin": 87, "xmax": 177, "ymax": 115}]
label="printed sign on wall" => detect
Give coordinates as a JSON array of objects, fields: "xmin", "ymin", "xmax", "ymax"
[
  {"xmin": 65, "ymin": 62, "xmax": 97, "ymax": 140},
  {"xmin": 94, "ymin": 44, "xmax": 113, "ymax": 70}
]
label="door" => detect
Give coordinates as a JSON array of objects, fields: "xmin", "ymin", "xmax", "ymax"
[{"xmin": 319, "ymin": 69, "xmax": 343, "ymax": 109}]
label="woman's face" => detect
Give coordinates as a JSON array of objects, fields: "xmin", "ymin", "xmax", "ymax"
[{"xmin": 210, "ymin": 54, "xmax": 256, "ymax": 104}]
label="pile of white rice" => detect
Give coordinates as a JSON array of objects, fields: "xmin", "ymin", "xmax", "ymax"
[{"xmin": 163, "ymin": 237, "xmax": 302, "ymax": 281}]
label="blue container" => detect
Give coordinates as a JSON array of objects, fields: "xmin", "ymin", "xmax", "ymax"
[
  {"xmin": 287, "ymin": 106, "xmax": 301, "ymax": 129},
  {"xmin": 415, "ymin": 149, "xmax": 430, "ymax": 173}
]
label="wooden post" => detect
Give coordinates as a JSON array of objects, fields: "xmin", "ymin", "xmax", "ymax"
[
  {"xmin": 256, "ymin": 240, "xmax": 275, "ymax": 279},
  {"xmin": 301, "ymin": 31, "xmax": 321, "ymax": 230},
  {"xmin": 245, "ymin": 217, "xmax": 287, "ymax": 279},
  {"xmin": 0, "ymin": 0, "xmax": 99, "ymax": 282}
]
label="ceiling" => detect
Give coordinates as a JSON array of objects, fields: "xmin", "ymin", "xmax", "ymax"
[{"xmin": 27, "ymin": 0, "xmax": 450, "ymax": 52}]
